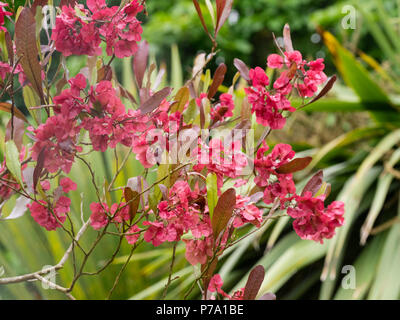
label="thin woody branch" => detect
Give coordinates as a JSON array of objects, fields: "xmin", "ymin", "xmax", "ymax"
[{"xmin": 0, "ymin": 219, "xmax": 90, "ymax": 285}]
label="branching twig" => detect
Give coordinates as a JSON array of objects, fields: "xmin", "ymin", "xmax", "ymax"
[
  {"xmin": 108, "ymin": 148, "xmax": 132, "ymax": 192},
  {"xmin": 33, "ymin": 274, "xmax": 76, "ymax": 300},
  {"xmin": 0, "ymin": 219, "xmax": 90, "ymax": 285},
  {"xmin": 162, "ymin": 242, "xmax": 178, "ymax": 299},
  {"xmin": 106, "ymin": 239, "xmax": 143, "ymax": 299}
]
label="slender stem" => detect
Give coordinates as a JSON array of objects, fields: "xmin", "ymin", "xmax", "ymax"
[
  {"xmin": 0, "ymin": 220, "xmax": 90, "ymax": 285},
  {"xmin": 371, "ymin": 216, "xmax": 400, "ymax": 235},
  {"xmin": 108, "ymin": 148, "xmax": 132, "ymax": 192},
  {"xmin": 67, "ymin": 223, "xmax": 110, "ymax": 292},
  {"xmin": 33, "ymin": 274, "xmax": 76, "ymax": 300},
  {"xmin": 106, "ymin": 240, "xmax": 143, "ymax": 299},
  {"xmin": 81, "ymin": 235, "xmax": 124, "ymax": 276},
  {"xmin": 162, "ymin": 242, "xmax": 178, "ymax": 299}
]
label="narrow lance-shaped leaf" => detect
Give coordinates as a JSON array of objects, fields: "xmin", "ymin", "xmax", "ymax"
[
  {"xmin": 241, "ymin": 96, "xmax": 252, "ymax": 124},
  {"xmin": 314, "ymin": 182, "xmax": 331, "ymax": 198},
  {"xmin": 15, "ymin": 7, "xmax": 45, "ymax": 104},
  {"xmin": 144, "ymin": 63, "xmax": 160, "ymax": 100},
  {"xmin": 56, "ymin": 76, "xmax": 68, "ymax": 96},
  {"xmin": 171, "ymin": 44, "xmax": 183, "ymax": 90},
  {"xmin": 243, "ymin": 265, "xmax": 266, "ymax": 300},
  {"xmin": 208, "ymin": 63, "xmax": 227, "ymax": 99},
  {"xmin": 199, "ymin": 101, "xmax": 205, "ymax": 129},
  {"xmin": 248, "ymin": 192, "xmax": 264, "ymax": 204},
  {"xmin": 276, "ymin": 157, "xmax": 312, "ymax": 174},
  {"xmin": 233, "ymin": 58, "xmax": 250, "ymax": 81},
  {"xmin": 188, "ymin": 81, "xmax": 197, "ymax": 99},
  {"xmin": 5, "ymin": 116, "xmax": 25, "ymax": 151},
  {"xmin": 97, "ymin": 65, "xmax": 112, "ymax": 82},
  {"xmin": 170, "ymin": 87, "xmax": 190, "ymax": 113},
  {"xmin": 205, "ymin": 0, "xmax": 216, "ymax": 29},
  {"xmin": 211, "ymin": 188, "xmax": 236, "ymax": 239},
  {"xmin": 193, "ymin": 0, "xmax": 211, "ymax": 38},
  {"xmin": 5, "ymin": 141, "xmax": 23, "ymax": 187},
  {"xmin": 1, "ymin": 196, "xmax": 31, "ymax": 220},
  {"xmin": 127, "ymin": 176, "xmax": 149, "ymax": 209},
  {"xmin": 133, "ymin": 40, "xmax": 149, "ymax": 88},
  {"xmin": 207, "ymin": 173, "xmax": 218, "ymax": 219},
  {"xmin": 152, "ymin": 67, "xmax": 166, "ymax": 91},
  {"xmin": 22, "ymin": 167, "xmax": 34, "ymax": 194},
  {"xmin": 158, "ymin": 184, "xmax": 168, "ymax": 200},
  {"xmin": 215, "ymin": 0, "xmax": 233, "ymax": 37},
  {"xmin": 301, "ymin": 75, "xmax": 337, "ymax": 108},
  {"xmin": 124, "ymin": 187, "xmax": 140, "ymax": 221},
  {"xmin": 301, "ymin": 170, "xmax": 323, "ymax": 197},
  {"xmin": 33, "ymin": 147, "xmax": 46, "ymax": 192},
  {"xmin": 0, "ymin": 102, "xmax": 29, "ymax": 123},
  {"xmin": 139, "ymin": 87, "xmax": 171, "ymax": 114},
  {"xmin": 31, "ymin": 0, "xmax": 48, "ymax": 13},
  {"xmin": 5, "ymin": 31, "xmax": 13, "ymax": 64},
  {"xmin": 230, "ymin": 71, "xmax": 240, "ymax": 93},
  {"xmin": 324, "ymin": 183, "xmax": 331, "ymax": 198},
  {"xmin": 287, "ymin": 61, "xmax": 298, "ymax": 79},
  {"xmin": 119, "ymin": 85, "xmax": 137, "ymax": 105},
  {"xmin": 283, "ymin": 23, "xmax": 294, "ymax": 53}
]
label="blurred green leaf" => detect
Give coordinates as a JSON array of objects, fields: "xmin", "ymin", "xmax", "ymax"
[
  {"xmin": 368, "ymin": 195, "xmax": 400, "ymax": 299},
  {"xmin": 5, "ymin": 141, "xmax": 23, "ymax": 187},
  {"xmin": 206, "ymin": 172, "xmax": 218, "ymax": 219}
]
